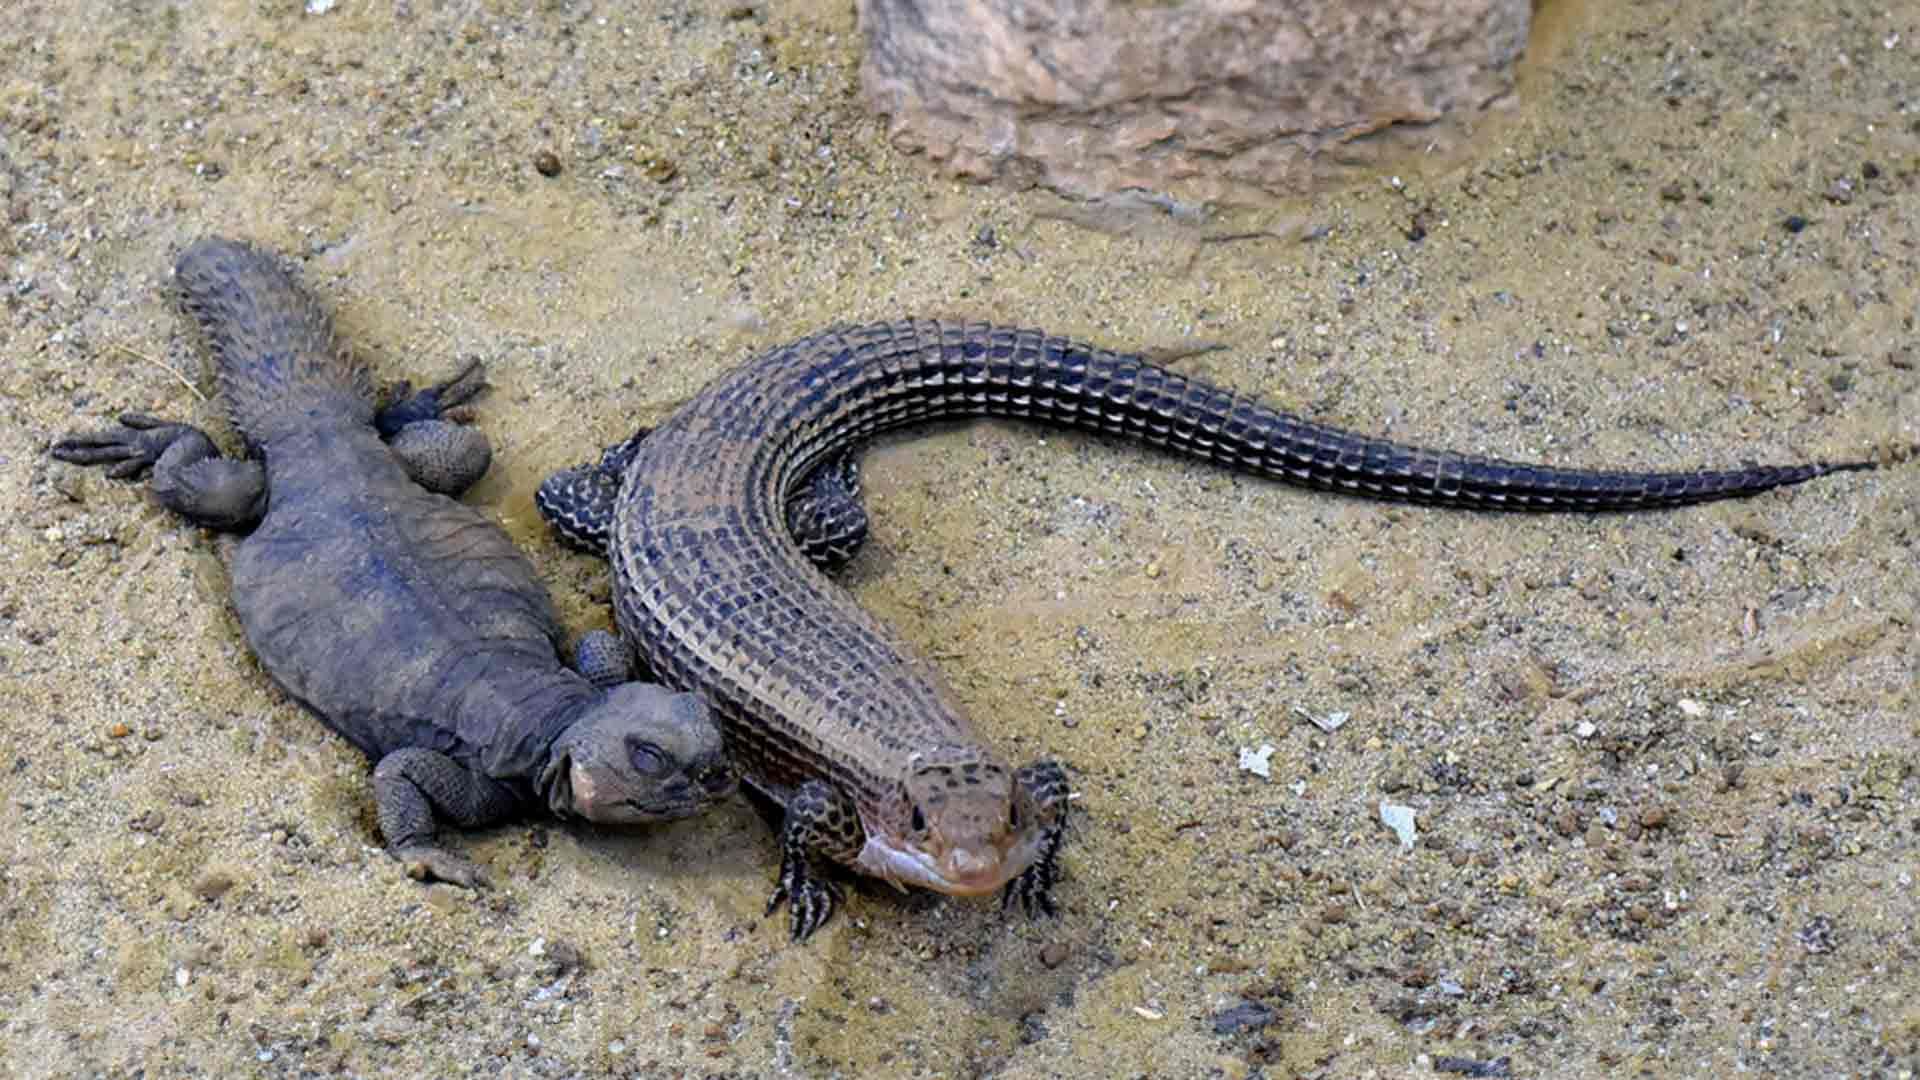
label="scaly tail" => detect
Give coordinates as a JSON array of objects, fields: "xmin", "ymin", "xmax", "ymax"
[
  {"xmin": 772, "ymin": 322, "xmax": 1878, "ymax": 513},
  {"xmin": 174, "ymin": 237, "xmax": 375, "ymax": 445}
]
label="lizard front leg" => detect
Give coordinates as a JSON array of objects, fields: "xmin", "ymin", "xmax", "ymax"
[
  {"xmin": 1003, "ymin": 760, "xmax": 1071, "ymax": 918},
  {"xmin": 570, "ymin": 629, "xmax": 639, "ymax": 690},
  {"xmin": 767, "ymin": 778, "xmax": 867, "ymax": 941},
  {"xmin": 372, "ymin": 747, "xmax": 523, "ymax": 888},
  {"xmin": 535, "ymin": 429, "xmax": 651, "ymax": 556}
]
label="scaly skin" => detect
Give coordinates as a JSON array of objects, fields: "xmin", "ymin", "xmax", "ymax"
[
  {"xmin": 52, "ymin": 237, "xmax": 736, "ymax": 888},
  {"xmin": 538, "ymin": 320, "xmax": 1876, "ymax": 940}
]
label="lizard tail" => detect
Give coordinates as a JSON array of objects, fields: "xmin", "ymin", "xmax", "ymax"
[{"xmin": 174, "ymin": 237, "xmax": 375, "ymax": 444}]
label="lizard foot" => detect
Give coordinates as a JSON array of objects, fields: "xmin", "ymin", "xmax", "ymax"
[
  {"xmin": 535, "ymin": 428, "xmax": 657, "ymax": 556},
  {"xmin": 376, "ymin": 360, "xmax": 492, "ymax": 495},
  {"xmin": 1003, "ymin": 759, "xmax": 1070, "ymax": 919},
  {"xmin": 374, "ymin": 358, "xmax": 488, "ymax": 434},
  {"xmin": 51, "ymin": 415, "xmax": 266, "ymax": 530},
  {"xmin": 393, "ymin": 844, "xmax": 493, "ymax": 890},
  {"xmin": 767, "ymin": 850, "xmax": 843, "ymax": 942},
  {"xmin": 50, "ymin": 413, "xmax": 199, "ymax": 478}
]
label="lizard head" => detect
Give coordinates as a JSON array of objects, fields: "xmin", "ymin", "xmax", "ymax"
[
  {"xmin": 541, "ymin": 682, "xmax": 736, "ymax": 824},
  {"xmin": 868, "ymin": 744, "xmax": 1047, "ymax": 896}
]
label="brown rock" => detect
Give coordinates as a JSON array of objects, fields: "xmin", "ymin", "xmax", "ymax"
[{"xmin": 859, "ymin": 0, "xmax": 1531, "ymax": 204}]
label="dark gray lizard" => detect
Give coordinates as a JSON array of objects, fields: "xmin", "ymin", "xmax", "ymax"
[
  {"xmin": 52, "ymin": 237, "xmax": 736, "ymax": 888},
  {"xmin": 537, "ymin": 321, "xmax": 1875, "ymax": 940}
]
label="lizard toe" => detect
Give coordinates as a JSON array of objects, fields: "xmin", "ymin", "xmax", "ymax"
[{"xmin": 394, "ymin": 845, "xmax": 493, "ymax": 890}]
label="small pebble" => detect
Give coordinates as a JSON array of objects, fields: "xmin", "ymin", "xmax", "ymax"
[
  {"xmin": 107, "ymin": 722, "xmax": 132, "ymax": 739},
  {"xmin": 1639, "ymin": 807, "xmax": 1668, "ymax": 829},
  {"xmin": 532, "ymin": 150, "xmax": 562, "ymax": 177},
  {"xmin": 1039, "ymin": 942, "xmax": 1069, "ymax": 968}
]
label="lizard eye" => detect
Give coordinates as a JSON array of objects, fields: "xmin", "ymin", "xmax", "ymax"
[
  {"xmin": 910, "ymin": 805, "xmax": 927, "ymax": 833},
  {"xmin": 628, "ymin": 740, "xmax": 666, "ymax": 776}
]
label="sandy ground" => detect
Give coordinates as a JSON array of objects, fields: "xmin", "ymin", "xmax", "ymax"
[{"xmin": 4, "ymin": 0, "xmax": 1918, "ymax": 1076}]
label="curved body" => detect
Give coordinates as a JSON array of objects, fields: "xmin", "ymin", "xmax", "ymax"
[{"xmin": 603, "ymin": 320, "xmax": 1867, "ymax": 920}]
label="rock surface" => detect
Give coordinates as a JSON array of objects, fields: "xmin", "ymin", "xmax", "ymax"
[{"xmin": 860, "ymin": 0, "xmax": 1532, "ymax": 203}]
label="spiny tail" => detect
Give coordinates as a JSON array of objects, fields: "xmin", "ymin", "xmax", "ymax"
[
  {"xmin": 174, "ymin": 237, "xmax": 375, "ymax": 444},
  {"xmin": 791, "ymin": 321, "xmax": 1878, "ymax": 513}
]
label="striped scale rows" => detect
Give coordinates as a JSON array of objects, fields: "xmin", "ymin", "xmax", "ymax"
[
  {"xmin": 610, "ymin": 319, "xmax": 1869, "ymax": 804},
  {"xmin": 748, "ymin": 322, "xmax": 1864, "ymax": 514}
]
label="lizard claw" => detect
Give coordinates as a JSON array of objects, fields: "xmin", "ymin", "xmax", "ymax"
[
  {"xmin": 767, "ymin": 850, "xmax": 842, "ymax": 941},
  {"xmin": 393, "ymin": 845, "xmax": 493, "ymax": 890},
  {"xmin": 50, "ymin": 414, "xmax": 202, "ymax": 479},
  {"xmin": 374, "ymin": 359, "xmax": 488, "ymax": 437}
]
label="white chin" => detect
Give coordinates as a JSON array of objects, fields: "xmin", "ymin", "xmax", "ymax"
[
  {"xmin": 854, "ymin": 836, "xmax": 1031, "ymax": 896},
  {"xmin": 569, "ymin": 761, "xmax": 598, "ymax": 806}
]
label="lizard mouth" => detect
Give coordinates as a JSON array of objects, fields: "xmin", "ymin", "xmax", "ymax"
[{"xmin": 857, "ymin": 835, "xmax": 1028, "ymax": 896}]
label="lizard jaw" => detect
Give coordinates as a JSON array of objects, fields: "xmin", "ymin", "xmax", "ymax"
[{"xmin": 854, "ymin": 831, "xmax": 1043, "ymax": 897}]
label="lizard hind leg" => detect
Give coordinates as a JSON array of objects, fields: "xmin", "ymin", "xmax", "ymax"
[
  {"xmin": 767, "ymin": 779, "xmax": 867, "ymax": 941},
  {"xmin": 375, "ymin": 359, "xmax": 493, "ymax": 496},
  {"xmin": 786, "ymin": 450, "xmax": 869, "ymax": 572},
  {"xmin": 534, "ymin": 429, "xmax": 652, "ymax": 557},
  {"xmin": 51, "ymin": 414, "xmax": 266, "ymax": 531}
]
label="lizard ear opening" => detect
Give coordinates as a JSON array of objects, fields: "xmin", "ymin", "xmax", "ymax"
[{"xmin": 539, "ymin": 750, "xmax": 576, "ymax": 820}]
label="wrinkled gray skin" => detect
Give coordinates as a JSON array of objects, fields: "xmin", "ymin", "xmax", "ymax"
[{"xmin": 51, "ymin": 237, "xmax": 736, "ymax": 888}]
